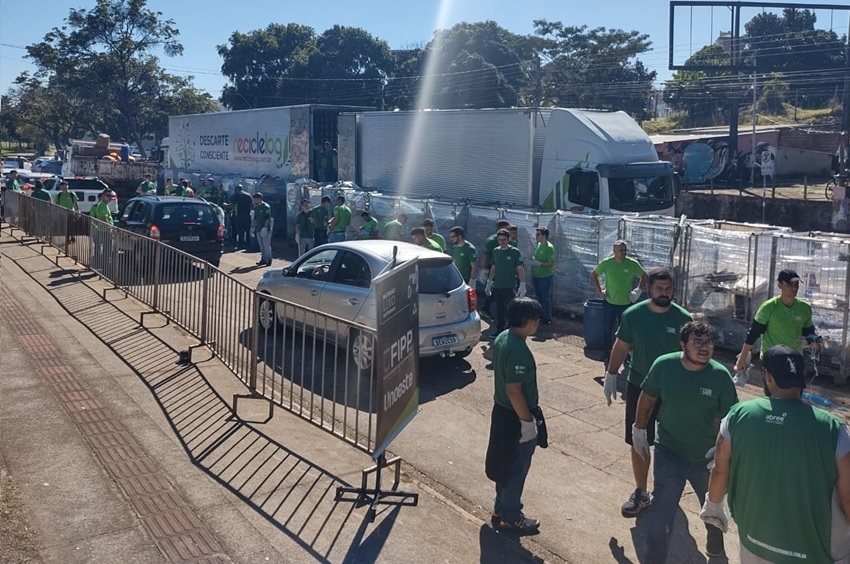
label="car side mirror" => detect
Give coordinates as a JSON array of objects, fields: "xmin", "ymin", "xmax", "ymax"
[{"xmin": 282, "ymin": 266, "xmax": 292, "ymax": 277}]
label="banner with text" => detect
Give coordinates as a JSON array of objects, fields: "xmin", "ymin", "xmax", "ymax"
[
  {"xmin": 373, "ymin": 258, "xmax": 420, "ymax": 459},
  {"xmin": 168, "ymin": 108, "xmax": 292, "ymax": 178}
]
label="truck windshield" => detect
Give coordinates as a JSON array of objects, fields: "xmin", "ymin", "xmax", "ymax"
[{"xmin": 608, "ymin": 175, "xmax": 674, "ymax": 213}]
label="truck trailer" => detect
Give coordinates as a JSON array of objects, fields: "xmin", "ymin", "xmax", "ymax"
[
  {"xmin": 63, "ymin": 137, "xmax": 159, "ymax": 202},
  {"xmin": 337, "ymin": 107, "xmax": 676, "ymax": 215}
]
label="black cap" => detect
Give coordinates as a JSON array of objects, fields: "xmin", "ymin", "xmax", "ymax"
[
  {"xmin": 253, "ymin": 192, "xmax": 263, "ymax": 200},
  {"xmin": 34, "ymin": 180, "xmax": 43, "ymax": 189},
  {"xmin": 777, "ymin": 269, "xmax": 800, "ymax": 284},
  {"xmin": 762, "ymin": 345, "xmax": 806, "ymax": 389}
]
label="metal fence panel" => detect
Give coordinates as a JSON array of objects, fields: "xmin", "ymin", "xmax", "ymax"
[
  {"xmin": 428, "ymin": 201, "xmax": 464, "ymax": 238},
  {"xmin": 206, "ymin": 268, "xmax": 258, "ymax": 385}
]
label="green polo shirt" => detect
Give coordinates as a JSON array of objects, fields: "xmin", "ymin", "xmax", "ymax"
[
  {"xmin": 90, "ymin": 200, "xmax": 114, "ymax": 225},
  {"xmin": 311, "ymin": 205, "xmax": 330, "ymax": 232},
  {"xmin": 252, "ymin": 202, "xmax": 271, "ymax": 229},
  {"xmin": 593, "ymin": 255, "xmax": 645, "ymax": 306},
  {"xmin": 493, "ymin": 331, "xmax": 538, "ymax": 411},
  {"xmin": 382, "ymin": 219, "xmax": 404, "ymax": 241},
  {"xmin": 491, "ymin": 245, "xmax": 523, "ymax": 289},
  {"xmin": 296, "ymin": 210, "xmax": 313, "ymax": 238},
  {"xmin": 428, "ymin": 232, "xmax": 446, "ymax": 251},
  {"xmin": 331, "ymin": 204, "xmax": 351, "ymax": 233},
  {"xmin": 532, "ymin": 241, "xmax": 556, "ymax": 278},
  {"xmin": 452, "ymin": 242, "xmax": 477, "ymax": 283},
  {"xmin": 31, "ymin": 189, "xmax": 51, "ymax": 202},
  {"xmin": 753, "ymin": 296, "xmax": 813, "ymax": 355},
  {"xmin": 55, "ymin": 190, "xmax": 79, "ymax": 210}
]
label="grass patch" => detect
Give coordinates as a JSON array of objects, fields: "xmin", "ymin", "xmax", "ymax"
[{"xmin": 0, "ymin": 471, "xmax": 42, "ymax": 564}]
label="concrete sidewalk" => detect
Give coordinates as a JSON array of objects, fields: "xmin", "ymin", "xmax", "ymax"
[{"xmin": 0, "ymin": 232, "xmax": 534, "ymax": 563}]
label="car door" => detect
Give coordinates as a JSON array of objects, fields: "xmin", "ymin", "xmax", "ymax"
[
  {"xmin": 277, "ymin": 248, "xmax": 339, "ymax": 330},
  {"xmin": 318, "ymin": 250, "xmax": 372, "ymax": 324}
]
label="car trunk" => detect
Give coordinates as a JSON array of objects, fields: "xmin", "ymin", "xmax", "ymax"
[
  {"xmin": 416, "ymin": 257, "xmax": 470, "ymax": 328},
  {"xmin": 154, "ymin": 203, "xmax": 220, "ymax": 246}
]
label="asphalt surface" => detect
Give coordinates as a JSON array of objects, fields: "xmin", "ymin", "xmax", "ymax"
[{"xmin": 1, "ymin": 230, "xmax": 786, "ymax": 563}]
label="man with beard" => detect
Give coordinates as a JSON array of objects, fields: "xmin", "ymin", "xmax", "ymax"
[
  {"xmin": 634, "ymin": 321, "xmax": 738, "ymax": 562},
  {"xmin": 603, "ymin": 267, "xmax": 693, "ymax": 518}
]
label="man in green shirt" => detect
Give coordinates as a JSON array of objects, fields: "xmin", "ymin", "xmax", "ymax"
[
  {"xmin": 171, "ymin": 179, "xmax": 189, "ymax": 197},
  {"xmin": 479, "ymin": 219, "xmax": 513, "ymax": 321},
  {"xmin": 702, "ymin": 345, "xmax": 850, "ymax": 564},
  {"xmin": 381, "ymin": 213, "xmax": 406, "ymax": 241},
  {"xmin": 90, "ymin": 190, "xmax": 114, "ymax": 225},
  {"xmin": 30, "ymin": 180, "xmax": 51, "ymax": 202},
  {"xmin": 252, "ymin": 192, "xmax": 272, "ymax": 266},
  {"xmin": 734, "ymin": 269, "xmax": 820, "ymax": 376},
  {"xmin": 5, "ymin": 170, "xmax": 21, "ymax": 192},
  {"xmin": 484, "ymin": 297, "xmax": 543, "ymax": 534},
  {"xmin": 591, "ymin": 240, "xmax": 647, "ymax": 353},
  {"xmin": 359, "ymin": 211, "xmax": 379, "ymax": 239},
  {"xmin": 635, "ymin": 321, "xmax": 738, "ymax": 562},
  {"xmin": 136, "ymin": 174, "xmax": 156, "ymax": 195},
  {"xmin": 90, "ymin": 190, "xmax": 115, "ymax": 273},
  {"xmin": 604, "ymin": 267, "xmax": 693, "ymax": 518},
  {"xmin": 421, "ymin": 218, "xmax": 446, "ymax": 251},
  {"xmin": 529, "ymin": 227, "xmax": 556, "ymax": 325},
  {"xmin": 327, "ymin": 195, "xmax": 350, "ymax": 243},
  {"xmin": 410, "ymin": 227, "xmax": 442, "ymax": 252},
  {"xmin": 485, "ymin": 229, "xmax": 526, "ymax": 337},
  {"xmin": 311, "ymin": 196, "xmax": 332, "ymax": 246},
  {"xmin": 54, "ymin": 181, "xmax": 79, "ymax": 212},
  {"xmin": 448, "ymin": 226, "xmax": 477, "ymax": 284},
  {"xmin": 295, "ymin": 199, "xmax": 314, "ymax": 256}
]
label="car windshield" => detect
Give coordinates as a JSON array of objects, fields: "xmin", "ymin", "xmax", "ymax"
[
  {"xmin": 418, "ymin": 260, "xmax": 464, "ymax": 294},
  {"xmin": 608, "ymin": 175, "xmax": 674, "ymax": 212},
  {"xmin": 155, "ymin": 203, "xmax": 218, "ymax": 228}
]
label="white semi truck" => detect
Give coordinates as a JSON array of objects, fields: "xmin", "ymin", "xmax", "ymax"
[{"xmin": 336, "ymin": 107, "xmax": 676, "ymax": 215}]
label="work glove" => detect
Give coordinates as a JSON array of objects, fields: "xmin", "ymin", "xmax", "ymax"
[
  {"xmin": 629, "ymin": 287, "xmax": 642, "ymax": 303},
  {"xmin": 519, "ymin": 416, "xmax": 538, "ymax": 443},
  {"xmin": 517, "ymin": 282, "xmax": 526, "ymax": 298},
  {"xmin": 699, "ymin": 499, "xmax": 729, "ymax": 533},
  {"xmin": 733, "ymin": 370, "xmax": 748, "ymax": 388},
  {"xmin": 260, "ymin": 227, "xmax": 268, "ymax": 238},
  {"xmin": 705, "ymin": 446, "xmax": 717, "ymax": 470},
  {"xmin": 485, "ymin": 280, "xmax": 494, "ymax": 296},
  {"xmin": 632, "ymin": 425, "xmax": 650, "ymax": 460},
  {"xmin": 477, "ymin": 269, "xmax": 489, "ymax": 286},
  {"xmin": 733, "ymin": 352, "xmax": 750, "ymax": 374},
  {"xmin": 603, "ymin": 372, "xmax": 618, "ymax": 405},
  {"xmin": 528, "ymin": 258, "xmax": 541, "ymax": 267}
]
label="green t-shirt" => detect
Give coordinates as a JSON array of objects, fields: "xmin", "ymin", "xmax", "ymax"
[
  {"xmin": 428, "ymin": 232, "xmax": 446, "ymax": 251},
  {"xmin": 5, "ymin": 178, "xmax": 21, "ymax": 192},
  {"xmin": 331, "ymin": 204, "xmax": 351, "ymax": 233},
  {"xmin": 55, "ymin": 190, "xmax": 79, "ymax": 210},
  {"xmin": 90, "ymin": 200, "xmax": 113, "ymax": 225},
  {"xmin": 593, "ymin": 256, "xmax": 645, "ymax": 305},
  {"xmin": 641, "ymin": 353, "xmax": 738, "ymax": 461},
  {"xmin": 311, "ymin": 205, "xmax": 330, "ymax": 231},
  {"xmin": 491, "ymin": 246, "xmax": 523, "ymax": 289},
  {"xmin": 532, "ymin": 241, "xmax": 556, "ymax": 278},
  {"xmin": 137, "ymin": 181, "xmax": 156, "ymax": 194},
  {"xmin": 753, "ymin": 296, "xmax": 813, "ymax": 355},
  {"xmin": 382, "ymin": 219, "xmax": 404, "ymax": 241},
  {"xmin": 483, "ymin": 234, "xmax": 499, "ymax": 262},
  {"xmin": 726, "ymin": 398, "xmax": 841, "ymax": 563},
  {"xmin": 253, "ymin": 202, "xmax": 271, "ymax": 229},
  {"xmin": 171, "ymin": 186, "xmax": 188, "ymax": 197},
  {"xmin": 616, "ymin": 302, "xmax": 693, "ymax": 385},
  {"xmin": 452, "ymin": 242, "xmax": 477, "ymax": 283},
  {"xmin": 31, "ymin": 189, "xmax": 51, "ymax": 202},
  {"xmin": 422, "ymin": 237, "xmax": 443, "ymax": 253},
  {"xmin": 361, "ymin": 217, "xmax": 379, "ymax": 237},
  {"xmin": 492, "ymin": 331, "xmax": 538, "ymax": 411},
  {"xmin": 296, "ymin": 210, "xmax": 313, "ymax": 238}
]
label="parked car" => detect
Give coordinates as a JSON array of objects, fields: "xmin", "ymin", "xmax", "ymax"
[
  {"xmin": 256, "ymin": 240, "xmax": 481, "ymax": 373},
  {"xmin": 46, "ymin": 177, "xmax": 117, "ymax": 215},
  {"xmin": 116, "ymin": 195, "xmax": 224, "ymax": 267},
  {"xmin": 17, "ymin": 171, "xmax": 60, "ymax": 191},
  {"xmin": 33, "ymin": 159, "xmax": 63, "ymax": 174}
]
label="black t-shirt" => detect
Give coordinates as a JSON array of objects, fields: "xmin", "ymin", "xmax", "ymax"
[{"xmin": 232, "ymin": 192, "xmax": 253, "ymax": 216}]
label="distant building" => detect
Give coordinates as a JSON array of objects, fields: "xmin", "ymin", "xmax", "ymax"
[{"xmin": 715, "ymin": 32, "xmax": 733, "ymax": 52}]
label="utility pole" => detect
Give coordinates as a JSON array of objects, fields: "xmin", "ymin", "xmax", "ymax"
[
  {"xmin": 750, "ymin": 56, "xmax": 758, "ymax": 186},
  {"xmin": 841, "ymin": 10, "xmax": 850, "ymax": 176}
]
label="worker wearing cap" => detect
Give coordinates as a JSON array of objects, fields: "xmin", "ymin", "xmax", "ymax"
[
  {"xmin": 136, "ymin": 174, "xmax": 156, "ymax": 195},
  {"xmin": 701, "ymin": 344, "xmax": 850, "ymax": 564},
  {"xmin": 734, "ymin": 269, "xmax": 820, "ymax": 375},
  {"xmin": 90, "ymin": 190, "xmax": 114, "ymax": 225},
  {"xmin": 54, "ymin": 181, "xmax": 79, "ymax": 212},
  {"xmin": 30, "ymin": 180, "xmax": 51, "ymax": 202}
]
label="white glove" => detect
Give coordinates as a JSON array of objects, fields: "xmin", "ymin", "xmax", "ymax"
[
  {"xmin": 260, "ymin": 227, "xmax": 268, "ymax": 238},
  {"xmin": 477, "ymin": 270, "xmax": 489, "ymax": 286},
  {"xmin": 629, "ymin": 287, "xmax": 642, "ymax": 303},
  {"xmin": 485, "ymin": 280, "xmax": 493, "ymax": 296},
  {"xmin": 528, "ymin": 258, "xmax": 541, "ymax": 267},
  {"xmin": 705, "ymin": 446, "xmax": 717, "ymax": 470},
  {"xmin": 733, "ymin": 370, "xmax": 747, "ymax": 388},
  {"xmin": 517, "ymin": 282, "xmax": 526, "ymax": 298},
  {"xmin": 632, "ymin": 425, "xmax": 650, "ymax": 460},
  {"xmin": 603, "ymin": 372, "xmax": 618, "ymax": 405},
  {"xmin": 699, "ymin": 499, "xmax": 728, "ymax": 533},
  {"xmin": 519, "ymin": 417, "xmax": 538, "ymax": 443}
]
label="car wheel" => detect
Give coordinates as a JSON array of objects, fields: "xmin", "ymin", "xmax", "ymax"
[
  {"xmin": 349, "ymin": 329, "xmax": 374, "ymax": 376},
  {"xmin": 258, "ymin": 294, "xmax": 278, "ymax": 331}
]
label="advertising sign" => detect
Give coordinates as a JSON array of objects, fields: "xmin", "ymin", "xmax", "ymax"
[
  {"xmin": 373, "ymin": 258, "xmax": 419, "ymax": 459},
  {"xmin": 168, "ymin": 107, "xmax": 292, "ymax": 177}
]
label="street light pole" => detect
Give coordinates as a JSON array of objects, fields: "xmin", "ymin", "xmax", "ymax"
[{"xmin": 750, "ymin": 56, "xmax": 758, "ymax": 187}]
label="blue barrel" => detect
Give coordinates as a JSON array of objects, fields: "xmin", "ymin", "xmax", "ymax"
[{"xmin": 583, "ymin": 299, "xmax": 606, "ymax": 350}]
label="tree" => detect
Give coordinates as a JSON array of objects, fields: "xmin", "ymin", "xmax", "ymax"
[
  {"xmin": 23, "ymin": 0, "xmax": 209, "ymax": 157},
  {"xmin": 664, "ymin": 44, "xmax": 735, "ymax": 126},
  {"xmin": 533, "ymin": 20, "xmax": 656, "ymax": 118}
]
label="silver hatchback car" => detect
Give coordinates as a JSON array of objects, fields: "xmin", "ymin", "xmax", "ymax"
[{"xmin": 256, "ymin": 240, "xmax": 481, "ymax": 365}]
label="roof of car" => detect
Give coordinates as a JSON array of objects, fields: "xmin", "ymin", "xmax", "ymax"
[
  {"xmin": 133, "ymin": 195, "xmax": 210, "ymax": 203},
  {"xmin": 326, "ymin": 240, "xmax": 450, "ymax": 263}
]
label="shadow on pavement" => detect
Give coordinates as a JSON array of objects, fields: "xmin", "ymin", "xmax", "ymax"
[
  {"xmin": 15, "ymin": 261, "xmax": 400, "ymax": 563},
  {"xmin": 478, "ymin": 524, "xmax": 544, "ymax": 563}
]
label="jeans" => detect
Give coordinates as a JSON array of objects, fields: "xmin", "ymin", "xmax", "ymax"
[
  {"xmin": 234, "ymin": 215, "xmax": 251, "ymax": 248},
  {"xmin": 646, "ymin": 444, "xmax": 715, "ymax": 564},
  {"xmin": 532, "ymin": 275, "xmax": 554, "ymax": 321},
  {"xmin": 494, "ymin": 438, "xmax": 536, "ymax": 523},
  {"xmin": 603, "ymin": 301, "xmax": 629, "ymax": 350},
  {"xmin": 328, "ymin": 231, "xmax": 346, "ymax": 243},
  {"xmin": 493, "ymin": 287, "xmax": 515, "ymax": 334},
  {"xmin": 256, "ymin": 228, "xmax": 272, "ymax": 262},
  {"xmin": 298, "ymin": 236, "xmax": 313, "ymax": 257},
  {"xmin": 314, "ymin": 229, "xmax": 328, "ymax": 246}
]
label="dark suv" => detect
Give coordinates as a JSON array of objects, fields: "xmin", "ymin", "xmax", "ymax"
[{"xmin": 117, "ymin": 196, "xmax": 223, "ymax": 267}]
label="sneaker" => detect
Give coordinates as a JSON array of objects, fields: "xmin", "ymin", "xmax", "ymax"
[
  {"xmin": 621, "ymin": 489, "xmax": 651, "ymax": 517},
  {"xmin": 705, "ymin": 525, "xmax": 725, "ymax": 557},
  {"xmin": 497, "ymin": 515, "xmax": 540, "ymax": 533}
]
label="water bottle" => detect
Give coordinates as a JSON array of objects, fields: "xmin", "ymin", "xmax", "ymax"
[{"xmin": 802, "ymin": 391, "xmax": 833, "ymax": 407}]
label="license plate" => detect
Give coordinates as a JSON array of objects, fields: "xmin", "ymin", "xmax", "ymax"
[
  {"xmin": 180, "ymin": 235, "xmax": 200, "ymax": 242},
  {"xmin": 432, "ymin": 334, "xmax": 459, "ymax": 347}
]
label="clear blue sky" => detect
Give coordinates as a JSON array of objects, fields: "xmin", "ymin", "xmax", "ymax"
[{"xmin": 0, "ymin": 0, "xmax": 846, "ymax": 102}]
